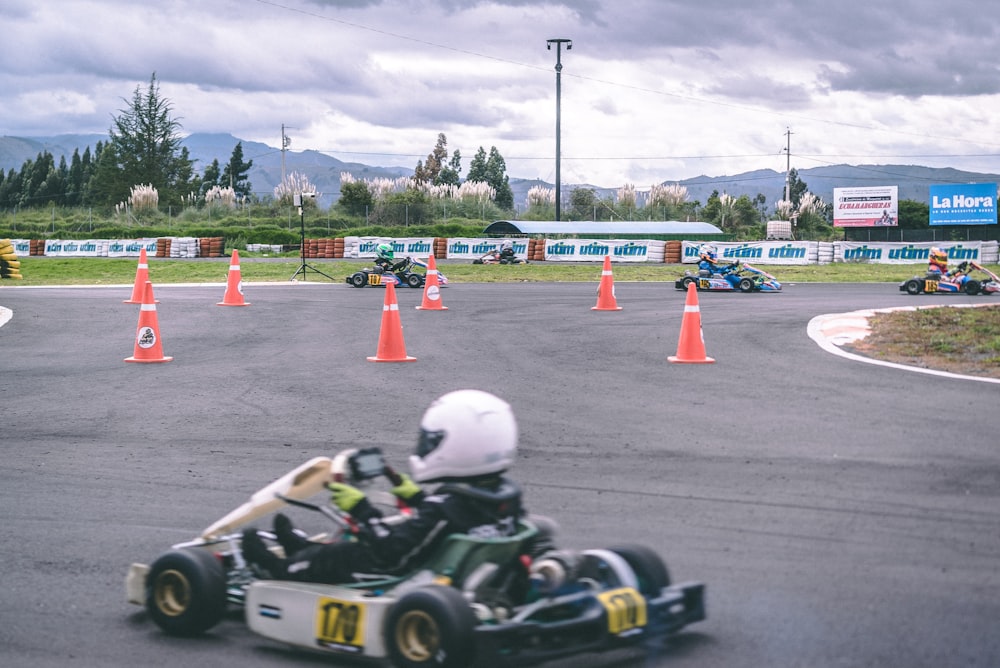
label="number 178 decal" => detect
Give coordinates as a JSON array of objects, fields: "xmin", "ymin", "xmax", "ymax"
[{"xmin": 315, "ymin": 597, "xmax": 367, "ymax": 651}]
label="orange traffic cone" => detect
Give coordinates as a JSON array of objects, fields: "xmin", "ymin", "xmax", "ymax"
[
  {"xmin": 592, "ymin": 255, "xmax": 623, "ymax": 311},
  {"xmin": 668, "ymin": 282, "xmax": 715, "ymax": 364},
  {"xmin": 368, "ymin": 282, "xmax": 417, "ymax": 363},
  {"xmin": 124, "ymin": 248, "xmax": 157, "ymax": 304},
  {"xmin": 125, "ymin": 281, "xmax": 173, "ymax": 363},
  {"xmin": 416, "ymin": 254, "xmax": 448, "ymax": 311},
  {"xmin": 217, "ymin": 249, "xmax": 250, "ymax": 306}
]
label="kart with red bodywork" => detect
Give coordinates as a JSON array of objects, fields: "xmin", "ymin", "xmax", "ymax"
[{"xmin": 899, "ymin": 261, "xmax": 1000, "ymax": 296}]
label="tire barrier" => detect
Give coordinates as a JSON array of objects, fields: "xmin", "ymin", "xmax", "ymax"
[
  {"xmin": 1, "ymin": 239, "xmax": 23, "ymax": 279},
  {"xmin": 664, "ymin": 240, "xmax": 683, "ymax": 264},
  {"xmin": 198, "ymin": 236, "xmax": 226, "ymax": 258},
  {"xmin": 6, "ymin": 237, "xmax": 1000, "ymax": 265},
  {"xmin": 529, "ymin": 238, "xmax": 546, "ymax": 262}
]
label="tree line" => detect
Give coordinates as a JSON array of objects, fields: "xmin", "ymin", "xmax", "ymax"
[
  {"xmin": 0, "ymin": 74, "xmax": 252, "ymax": 212},
  {"xmin": 0, "ymin": 72, "xmax": 935, "ymax": 240}
]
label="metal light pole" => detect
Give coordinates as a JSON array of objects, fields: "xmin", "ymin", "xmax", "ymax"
[{"xmin": 547, "ymin": 38, "xmax": 571, "ymax": 221}]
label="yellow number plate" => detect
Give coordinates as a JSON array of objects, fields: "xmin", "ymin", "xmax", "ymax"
[
  {"xmin": 369, "ymin": 274, "xmax": 382, "ymax": 285},
  {"xmin": 315, "ymin": 597, "xmax": 366, "ymax": 649},
  {"xmin": 597, "ymin": 587, "xmax": 647, "ymax": 635}
]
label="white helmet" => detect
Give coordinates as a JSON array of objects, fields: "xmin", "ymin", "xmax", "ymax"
[{"xmin": 409, "ymin": 390, "xmax": 518, "ymax": 483}]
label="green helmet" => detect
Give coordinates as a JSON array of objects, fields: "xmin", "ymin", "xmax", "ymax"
[{"xmin": 377, "ymin": 243, "xmax": 394, "ymax": 260}]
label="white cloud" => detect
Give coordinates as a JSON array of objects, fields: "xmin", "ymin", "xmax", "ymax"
[{"xmin": 2, "ymin": 0, "xmax": 1000, "ymax": 187}]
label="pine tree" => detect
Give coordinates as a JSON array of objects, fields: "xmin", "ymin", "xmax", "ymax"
[
  {"xmin": 220, "ymin": 142, "xmax": 253, "ymax": 199},
  {"xmin": 86, "ymin": 73, "xmax": 194, "ymax": 207}
]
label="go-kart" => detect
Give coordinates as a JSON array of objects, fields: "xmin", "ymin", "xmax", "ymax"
[
  {"xmin": 675, "ymin": 261, "xmax": 782, "ymax": 293},
  {"xmin": 346, "ymin": 257, "xmax": 448, "ymax": 289},
  {"xmin": 473, "ymin": 250, "xmax": 529, "ymax": 265},
  {"xmin": 126, "ymin": 448, "xmax": 705, "ymax": 667},
  {"xmin": 899, "ymin": 261, "xmax": 1000, "ymax": 296}
]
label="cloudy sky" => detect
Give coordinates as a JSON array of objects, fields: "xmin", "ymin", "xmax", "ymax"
[{"xmin": 3, "ymin": 0, "xmax": 1000, "ymax": 189}]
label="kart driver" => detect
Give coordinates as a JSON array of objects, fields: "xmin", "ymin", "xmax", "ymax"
[
  {"xmin": 697, "ymin": 244, "xmax": 741, "ymax": 287},
  {"xmin": 499, "ymin": 241, "xmax": 517, "ymax": 264},
  {"xmin": 374, "ymin": 243, "xmax": 408, "ymax": 273},
  {"xmin": 242, "ymin": 390, "xmax": 548, "ymax": 584},
  {"xmin": 927, "ymin": 247, "xmax": 949, "ymax": 277},
  {"xmin": 696, "ymin": 244, "xmax": 719, "ymax": 277}
]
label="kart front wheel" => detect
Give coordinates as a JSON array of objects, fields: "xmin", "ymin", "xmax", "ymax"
[
  {"xmin": 406, "ymin": 273, "xmax": 424, "ymax": 289},
  {"xmin": 385, "ymin": 585, "xmax": 476, "ymax": 668},
  {"xmin": 146, "ymin": 549, "xmax": 227, "ymax": 636},
  {"xmin": 904, "ymin": 279, "xmax": 923, "ymax": 295},
  {"xmin": 350, "ymin": 272, "xmax": 368, "ymax": 288},
  {"xmin": 964, "ymin": 279, "xmax": 982, "ymax": 295},
  {"xmin": 610, "ymin": 544, "xmax": 671, "ymax": 595},
  {"xmin": 738, "ymin": 277, "xmax": 755, "ymax": 293}
]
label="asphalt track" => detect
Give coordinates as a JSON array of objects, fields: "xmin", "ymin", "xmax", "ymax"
[{"xmin": 2, "ymin": 278, "xmax": 998, "ymax": 668}]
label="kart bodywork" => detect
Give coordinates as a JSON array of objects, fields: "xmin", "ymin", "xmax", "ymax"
[
  {"xmin": 899, "ymin": 261, "xmax": 1000, "ymax": 296},
  {"xmin": 346, "ymin": 257, "xmax": 448, "ymax": 289},
  {"xmin": 126, "ymin": 451, "xmax": 705, "ymax": 667},
  {"xmin": 675, "ymin": 262, "xmax": 782, "ymax": 292}
]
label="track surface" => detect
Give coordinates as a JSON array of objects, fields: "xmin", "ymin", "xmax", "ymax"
[{"xmin": 2, "ymin": 281, "xmax": 998, "ymax": 668}]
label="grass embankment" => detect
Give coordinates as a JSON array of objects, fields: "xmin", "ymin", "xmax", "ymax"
[
  {"xmin": 4, "ymin": 255, "xmax": 999, "ymax": 379},
  {"xmin": 851, "ymin": 307, "xmax": 1000, "ymax": 378}
]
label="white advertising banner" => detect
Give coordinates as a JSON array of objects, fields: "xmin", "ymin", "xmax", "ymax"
[
  {"xmin": 42, "ymin": 238, "xmax": 159, "ymax": 257},
  {"xmin": 833, "ymin": 186, "xmax": 898, "ymax": 227},
  {"xmin": 680, "ymin": 240, "xmax": 815, "ymax": 265},
  {"xmin": 445, "ymin": 238, "xmax": 530, "ymax": 261},
  {"xmin": 10, "ymin": 239, "xmax": 31, "ymax": 255},
  {"xmin": 837, "ymin": 241, "xmax": 984, "ymax": 264},
  {"xmin": 540, "ymin": 239, "xmax": 662, "ymax": 262},
  {"xmin": 344, "ymin": 236, "xmax": 438, "ymax": 260}
]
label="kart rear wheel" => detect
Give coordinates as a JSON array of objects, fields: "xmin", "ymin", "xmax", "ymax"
[
  {"xmin": 681, "ymin": 276, "xmax": 697, "ymax": 290},
  {"xmin": 406, "ymin": 273, "xmax": 424, "ymax": 289},
  {"xmin": 738, "ymin": 277, "xmax": 755, "ymax": 293},
  {"xmin": 610, "ymin": 544, "xmax": 671, "ymax": 595},
  {"xmin": 350, "ymin": 272, "xmax": 368, "ymax": 288},
  {"xmin": 146, "ymin": 549, "xmax": 227, "ymax": 636},
  {"xmin": 385, "ymin": 585, "xmax": 476, "ymax": 668},
  {"xmin": 964, "ymin": 279, "xmax": 982, "ymax": 295},
  {"xmin": 904, "ymin": 279, "xmax": 923, "ymax": 295}
]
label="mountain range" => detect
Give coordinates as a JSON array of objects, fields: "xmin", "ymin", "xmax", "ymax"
[{"xmin": 3, "ymin": 132, "xmax": 998, "ymax": 212}]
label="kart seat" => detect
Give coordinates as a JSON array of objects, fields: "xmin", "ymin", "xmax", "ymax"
[
  {"xmin": 421, "ymin": 520, "xmax": 538, "ymax": 587},
  {"xmin": 343, "ymin": 520, "xmax": 538, "ymax": 593}
]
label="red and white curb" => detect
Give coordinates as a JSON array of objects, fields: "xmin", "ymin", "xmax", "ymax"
[{"xmin": 807, "ymin": 303, "xmax": 1000, "ymax": 384}]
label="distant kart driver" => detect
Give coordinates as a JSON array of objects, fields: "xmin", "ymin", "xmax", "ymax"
[{"xmin": 374, "ymin": 243, "xmax": 408, "ymax": 273}]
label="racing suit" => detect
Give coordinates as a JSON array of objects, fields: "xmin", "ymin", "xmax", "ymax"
[
  {"xmin": 374, "ymin": 256, "xmax": 405, "ymax": 274},
  {"xmin": 251, "ymin": 477, "xmax": 526, "ymax": 584}
]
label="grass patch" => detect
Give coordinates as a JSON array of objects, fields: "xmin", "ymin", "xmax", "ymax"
[
  {"xmin": 6, "ymin": 256, "xmax": 998, "ymax": 286},
  {"xmin": 853, "ymin": 305, "xmax": 1000, "ymax": 378}
]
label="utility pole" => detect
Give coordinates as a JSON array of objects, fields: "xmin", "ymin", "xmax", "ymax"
[
  {"xmin": 547, "ymin": 38, "xmax": 572, "ymax": 221},
  {"xmin": 281, "ymin": 124, "xmax": 292, "ymax": 185},
  {"xmin": 783, "ymin": 127, "xmax": 792, "ymax": 202}
]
